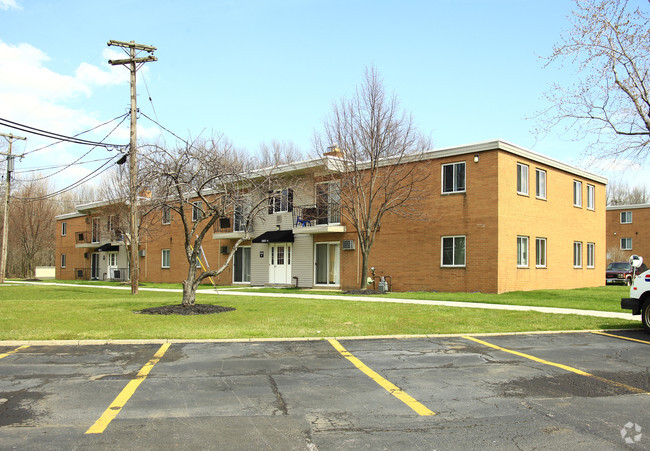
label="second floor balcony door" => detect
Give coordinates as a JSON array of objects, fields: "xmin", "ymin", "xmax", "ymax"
[{"xmin": 269, "ymin": 243, "xmax": 292, "ymax": 284}]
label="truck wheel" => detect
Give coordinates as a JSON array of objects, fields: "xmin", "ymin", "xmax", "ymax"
[{"xmin": 643, "ymin": 300, "xmax": 650, "ymax": 334}]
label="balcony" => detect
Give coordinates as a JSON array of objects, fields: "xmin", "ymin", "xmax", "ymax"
[
  {"xmin": 292, "ymin": 203, "xmax": 346, "ymax": 234},
  {"xmin": 75, "ymin": 231, "xmax": 99, "ymax": 248},
  {"xmin": 212, "ymin": 216, "xmax": 253, "ymax": 239}
]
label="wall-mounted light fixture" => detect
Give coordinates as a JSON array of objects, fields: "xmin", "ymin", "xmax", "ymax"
[{"xmin": 474, "ymin": 154, "xmax": 479, "ymax": 163}]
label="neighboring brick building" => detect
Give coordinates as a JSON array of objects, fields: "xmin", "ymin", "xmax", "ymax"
[
  {"xmin": 606, "ymin": 204, "xmax": 650, "ymax": 264},
  {"xmin": 55, "ymin": 140, "xmax": 606, "ymax": 293}
]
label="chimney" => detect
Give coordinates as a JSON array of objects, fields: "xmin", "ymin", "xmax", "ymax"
[{"xmin": 324, "ymin": 144, "xmax": 344, "ymax": 158}]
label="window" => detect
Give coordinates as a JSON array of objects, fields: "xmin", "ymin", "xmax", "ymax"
[
  {"xmin": 234, "ymin": 204, "xmax": 251, "ymax": 232},
  {"xmin": 586, "ymin": 184, "xmax": 595, "ymax": 210},
  {"xmin": 535, "ymin": 237, "xmax": 546, "ymax": 268},
  {"xmin": 587, "ymin": 242, "xmax": 595, "ymax": 268},
  {"xmin": 441, "ymin": 162, "xmax": 465, "ymax": 194},
  {"xmin": 517, "ymin": 163, "xmax": 529, "ymax": 195},
  {"xmin": 162, "ymin": 206, "xmax": 171, "ymax": 225},
  {"xmin": 573, "ymin": 180, "xmax": 582, "ymax": 207},
  {"xmin": 621, "ymin": 238, "xmax": 633, "ymax": 250},
  {"xmin": 161, "ymin": 249, "xmax": 170, "ymax": 268},
  {"xmin": 107, "ymin": 215, "xmax": 117, "ymax": 232},
  {"xmin": 573, "ymin": 241, "xmax": 583, "ymax": 268},
  {"xmin": 268, "ymin": 189, "xmax": 293, "ymax": 214},
  {"xmin": 535, "ymin": 169, "xmax": 546, "ymax": 199},
  {"xmin": 61, "ymin": 222, "xmax": 67, "ymax": 236},
  {"xmin": 517, "ymin": 236, "xmax": 529, "ymax": 267},
  {"xmin": 441, "ymin": 236, "xmax": 466, "ymax": 267},
  {"xmin": 60, "ymin": 254, "xmax": 66, "ymax": 268},
  {"xmin": 192, "ymin": 201, "xmax": 203, "ymax": 222},
  {"xmin": 620, "ymin": 211, "xmax": 632, "ymax": 224}
]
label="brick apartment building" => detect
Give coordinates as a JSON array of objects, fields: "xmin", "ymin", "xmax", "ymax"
[
  {"xmin": 55, "ymin": 140, "xmax": 606, "ymax": 293},
  {"xmin": 606, "ymin": 204, "xmax": 650, "ymax": 263}
]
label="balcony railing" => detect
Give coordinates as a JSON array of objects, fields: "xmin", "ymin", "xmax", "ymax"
[
  {"xmin": 293, "ymin": 203, "xmax": 341, "ymax": 227},
  {"xmin": 75, "ymin": 231, "xmax": 91, "ymax": 244},
  {"xmin": 74, "ymin": 267, "xmax": 128, "ymax": 281},
  {"xmin": 212, "ymin": 216, "xmax": 253, "ymax": 234}
]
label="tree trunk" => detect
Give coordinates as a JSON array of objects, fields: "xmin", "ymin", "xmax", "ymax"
[
  {"xmin": 182, "ymin": 267, "xmax": 198, "ymax": 307},
  {"xmin": 360, "ymin": 249, "xmax": 369, "ymax": 290}
]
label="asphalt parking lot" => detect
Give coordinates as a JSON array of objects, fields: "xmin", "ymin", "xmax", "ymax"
[{"xmin": 1, "ymin": 330, "xmax": 649, "ymax": 450}]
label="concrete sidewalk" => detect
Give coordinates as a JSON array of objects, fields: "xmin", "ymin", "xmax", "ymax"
[{"xmin": 12, "ymin": 280, "xmax": 638, "ymax": 321}]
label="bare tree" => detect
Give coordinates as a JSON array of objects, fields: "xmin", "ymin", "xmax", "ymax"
[
  {"xmin": 6, "ymin": 179, "xmax": 58, "ymax": 278},
  {"xmin": 314, "ymin": 67, "xmax": 432, "ymax": 289},
  {"xmin": 538, "ymin": 0, "xmax": 650, "ymax": 161},
  {"xmin": 607, "ymin": 180, "xmax": 650, "ymax": 205},
  {"xmin": 142, "ymin": 135, "xmax": 282, "ymax": 306},
  {"xmin": 257, "ymin": 140, "xmax": 307, "ymax": 167}
]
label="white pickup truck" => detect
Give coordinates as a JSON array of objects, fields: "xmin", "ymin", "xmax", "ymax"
[{"xmin": 620, "ymin": 255, "xmax": 650, "ymax": 334}]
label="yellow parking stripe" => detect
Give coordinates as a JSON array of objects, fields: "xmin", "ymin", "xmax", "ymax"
[
  {"xmin": 463, "ymin": 336, "xmax": 648, "ymax": 395},
  {"xmin": 86, "ymin": 343, "xmax": 170, "ymax": 434},
  {"xmin": 592, "ymin": 331, "xmax": 650, "ymax": 345},
  {"xmin": 0, "ymin": 345, "xmax": 29, "ymax": 360},
  {"xmin": 328, "ymin": 339, "xmax": 435, "ymax": 416}
]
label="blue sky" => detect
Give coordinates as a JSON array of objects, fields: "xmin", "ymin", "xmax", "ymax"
[{"xmin": 0, "ymin": 0, "xmax": 646, "ymax": 191}]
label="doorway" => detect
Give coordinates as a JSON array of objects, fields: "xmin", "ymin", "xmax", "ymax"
[{"xmin": 269, "ymin": 243, "xmax": 292, "ymax": 284}]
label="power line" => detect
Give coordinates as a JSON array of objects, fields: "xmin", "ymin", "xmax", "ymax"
[
  {"xmin": 13, "ymin": 114, "xmax": 129, "ymax": 183},
  {"xmin": 0, "ymin": 116, "xmax": 127, "ymax": 150},
  {"xmin": 13, "ymin": 156, "xmax": 115, "ymax": 174},
  {"xmin": 139, "ymin": 111, "xmax": 188, "ymax": 144},
  {"xmin": 20, "ymin": 113, "xmax": 129, "ymax": 156},
  {"xmin": 11, "ymin": 154, "xmax": 120, "ymax": 201}
]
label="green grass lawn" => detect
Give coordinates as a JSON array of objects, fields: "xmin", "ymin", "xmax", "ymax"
[{"xmin": 0, "ymin": 284, "xmax": 639, "ymax": 340}]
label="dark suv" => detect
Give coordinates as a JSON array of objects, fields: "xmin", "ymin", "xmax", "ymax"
[{"xmin": 606, "ymin": 261, "xmax": 648, "ymax": 285}]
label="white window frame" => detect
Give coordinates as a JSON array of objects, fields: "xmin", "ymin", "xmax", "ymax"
[
  {"xmin": 91, "ymin": 217, "xmax": 100, "ymax": 243},
  {"xmin": 441, "ymin": 162, "xmax": 466, "ymax": 194},
  {"xmin": 269, "ymin": 189, "xmax": 292, "ymax": 214},
  {"xmin": 161, "ymin": 249, "xmax": 171, "ymax": 268},
  {"xmin": 535, "ymin": 237, "xmax": 547, "ymax": 268},
  {"xmin": 587, "ymin": 242, "xmax": 595, "ymax": 268},
  {"xmin": 60, "ymin": 253, "xmax": 66, "ymax": 268},
  {"xmin": 192, "ymin": 201, "xmax": 203, "ymax": 222},
  {"xmin": 620, "ymin": 211, "xmax": 632, "ymax": 224},
  {"xmin": 573, "ymin": 241, "xmax": 583, "ymax": 268},
  {"xmin": 535, "ymin": 169, "xmax": 546, "ymax": 199},
  {"xmin": 573, "ymin": 180, "xmax": 582, "ymax": 207},
  {"xmin": 441, "ymin": 235, "xmax": 466, "ymax": 267},
  {"xmin": 517, "ymin": 163, "xmax": 529, "ymax": 195},
  {"xmin": 586, "ymin": 184, "xmax": 595, "ymax": 210},
  {"xmin": 107, "ymin": 215, "xmax": 117, "ymax": 232},
  {"xmin": 61, "ymin": 222, "xmax": 67, "ymax": 236},
  {"xmin": 517, "ymin": 236, "xmax": 529, "ymax": 268},
  {"xmin": 162, "ymin": 206, "xmax": 171, "ymax": 225},
  {"xmin": 621, "ymin": 238, "xmax": 633, "ymax": 251}
]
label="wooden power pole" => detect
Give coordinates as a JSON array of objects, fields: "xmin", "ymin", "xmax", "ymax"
[
  {"xmin": 108, "ymin": 40, "xmax": 157, "ymax": 295},
  {"xmin": 0, "ymin": 133, "xmax": 27, "ymax": 283}
]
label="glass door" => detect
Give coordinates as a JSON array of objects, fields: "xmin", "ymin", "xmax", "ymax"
[
  {"xmin": 315, "ymin": 242, "xmax": 339, "ymax": 285},
  {"xmin": 233, "ymin": 247, "xmax": 251, "ymax": 283}
]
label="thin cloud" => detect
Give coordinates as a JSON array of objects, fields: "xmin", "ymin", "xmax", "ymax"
[{"xmin": 0, "ymin": 0, "xmax": 20, "ymax": 11}]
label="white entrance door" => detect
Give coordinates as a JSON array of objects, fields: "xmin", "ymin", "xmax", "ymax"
[
  {"xmin": 269, "ymin": 243, "xmax": 292, "ymax": 284},
  {"xmin": 107, "ymin": 252, "xmax": 119, "ymax": 280}
]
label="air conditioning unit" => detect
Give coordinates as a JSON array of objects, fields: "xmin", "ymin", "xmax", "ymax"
[
  {"xmin": 139, "ymin": 249, "xmax": 146, "ymax": 257},
  {"xmin": 84, "ymin": 253, "xmax": 89, "ymax": 259},
  {"xmin": 342, "ymin": 239, "xmax": 355, "ymax": 250},
  {"xmin": 220, "ymin": 246, "xmax": 229, "ymax": 254}
]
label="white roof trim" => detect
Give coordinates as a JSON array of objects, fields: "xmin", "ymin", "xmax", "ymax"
[
  {"xmin": 606, "ymin": 203, "xmax": 650, "ymax": 210},
  {"xmin": 55, "ymin": 212, "xmax": 85, "ymax": 220}
]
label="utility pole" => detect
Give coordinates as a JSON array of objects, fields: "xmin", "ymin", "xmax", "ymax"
[
  {"xmin": 0, "ymin": 133, "xmax": 26, "ymax": 283},
  {"xmin": 108, "ymin": 40, "xmax": 157, "ymax": 295}
]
